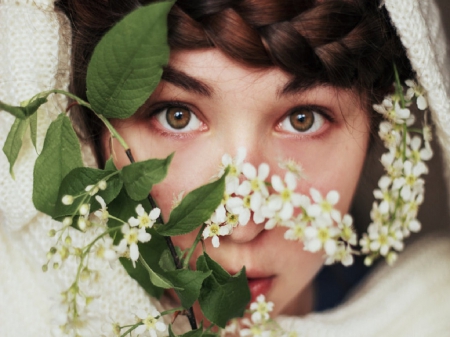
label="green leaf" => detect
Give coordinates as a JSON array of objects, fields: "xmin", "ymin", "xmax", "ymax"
[
  {"xmin": 177, "ymin": 327, "xmax": 204, "ymax": 337},
  {"xmin": 2, "ymin": 118, "xmax": 29, "ymax": 178},
  {"xmin": 29, "ymin": 111, "xmax": 38, "ymax": 150},
  {"xmin": 54, "ymin": 167, "xmax": 122, "ymax": 219},
  {"xmin": 86, "ymin": 1, "xmax": 173, "ymax": 118},
  {"xmin": 197, "ymin": 253, "xmax": 251, "ymax": 328},
  {"xmin": 0, "ymin": 96, "xmax": 48, "ymax": 119},
  {"xmin": 162, "ymin": 267, "xmax": 211, "ymax": 309},
  {"xmin": 168, "ymin": 325, "xmax": 177, "ymax": 337},
  {"xmin": 121, "ymin": 153, "xmax": 173, "ymax": 201},
  {"xmin": 32, "ymin": 114, "xmax": 83, "ymax": 216},
  {"xmin": 145, "ymin": 261, "xmax": 175, "ymax": 289},
  {"xmin": 158, "ymin": 173, "xmax": 226, "ymax": 236},
  {"xmin": 104, "ymin": 156, "xmax": 117, "ymax": 171}
]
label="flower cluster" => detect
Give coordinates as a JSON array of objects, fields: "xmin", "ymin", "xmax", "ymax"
[
  {"xmin": 224, "ymin": 295, "xmax": 293, "ymax": 337},
  {"xmin": 47, "ymin": 178, "xmax": 162, "ymax": 336},
  {"xmin": 203, "ymin": 149, "xmax": 357, "ymax": 266},
  {"xmin": 360, "ymin": 79, "xmax": 432, "ymax": 265}
]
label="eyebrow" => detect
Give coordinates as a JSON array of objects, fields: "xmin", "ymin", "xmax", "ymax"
[
  {"xmin": 161, "ymin": 66, "xmax": 214, "ymax": 96},
  {"xmin": 278, "ymin": 77, "xmax": 321, "ymax": 97}
]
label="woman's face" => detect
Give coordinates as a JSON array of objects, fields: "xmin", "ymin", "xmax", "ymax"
[{"xmin": 105, "ymin": 49, "xmax": 370, "ymax": 317}]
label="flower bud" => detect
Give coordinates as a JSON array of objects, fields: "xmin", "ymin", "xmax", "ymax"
[
  {"xmin": 53, "ymin": 262, "xmax": 60, "ymax": 269},
  {"xmin": 386, "ymin": 252, "xmax": 398, "ymax": 265},
  {"xmin": 78, "ymin": 217, "xmax": 87, "ymax": 231},
  {"xmin": 49, "ymin": 246, "xmax": 57, "ymax": 254},
  {"xmin": 59, "ymin": 246, "xmax": 69, "ymax": 260},
  {"xmin": 79, "ymin": 204, "xmax": 90, "ymax": 216},
  {"xmin": 42, "ymin": 264, "xmax": 48, "ymax": 272},
  {"xmin": 364, "ymin": 256, "xmax": 374, "ymax": 266},
  {"xmin": 74, "ymin": 247, "xmax": 82, "ymax": 257},
  {"xmin": 65, "ymin": 236, "xmax": 72, "ymax": 246},
  {"xmin": 98, "ymin": 180, "xmax": 107, "ymax": 190},
  {"xmin": 48, "ymin": 229, "xmax": 56, "ymax": 237},
  {"xmin": 80, "ymin": 268, "xmax": 90, "ymax": 281},
  {"xmin": 63, "ymin": 217, "xmax": 73, "ymax": 226},
  {"xmin": 62, "ymin": 195, "xmax": 74, "ymax": 205}
]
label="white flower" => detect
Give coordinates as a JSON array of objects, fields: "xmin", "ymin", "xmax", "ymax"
[
  {"xmin": 93, "ymin": 195, "xmax": 109, "ymax": 225},
  {"xmin": 405, "ymin": 79, "xmax": 428, "ymax": 110},
  {"xmin": 378, "ymin": 121, "xmax": 401, "ymax": 149},
  {"xmin": 268, "ymin": 172, "xmax": 302, "ymax": 220},
  {"xmin": 278, "ymin": 159, "xmax": 306, "ymax": 180},
  {"xmin": 308, "ymin": 188, "xmax": 341, "ymax": 222},
  {"xmin": 128, "ymin": 204, "xmax": 160, "ymax": 229},
  {"xmin": 134, "ymin": 309, "xmax": 166, "ymax": 337},
  {"xmin": 116, "ymin": 224, "xmax": 151, "ymax": 267},
  {"xmin": 338, "ymin": 214, "xmax": 357, "ymax": 245},
  {"xmin": 368, "ymin": 224, "xmax": 403, "ymax": 256},
  {"xmin": 409, "ymin": 135, "xmax": 433, "ymax": 162},
  {"xmin": 239, "ymin": 318, "xmax": 271, "ymax": 337},
  {"xmin": 221, "ymin": 147, "xmax": 247, "ymax": 194},
  {"xmin": 373, "ymin": 98, "xmax": 410, "ymax": 123},
  {"xmin": 373, "ymin": 175, "xmax": 393, "ymax": 214},
  {"xmin": 249, "ymin": 294, "xmax": 274, "ymax": 323},
  {"xmin": 303, "ymin": 218, "xmax": 340, "ymax": 255},
  {"xmin": 325, "ymin": 243, "xmax": 354, "ymax": 266},
  {"xmin": 392, "ymin": 160, "xmax": 427, "ymax": 201},
  {"xmin": 283, "ymin": 218, "xmax": 306, "ymax": 241},
  {"xmin": 202, "ymin": 222, "xmax": 231, "ymax": 248},
  {"xmin": 93, "ymin": 236, "xmax": 117, "ymax": 262},
  {"xmin": 237, "ymin": 162, "xmax": 270, "ymax": 212}
]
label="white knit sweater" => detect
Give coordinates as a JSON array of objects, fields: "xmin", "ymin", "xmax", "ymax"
[{"xmin": 1, "ymin": 0, "xmax": 450, "ymax": 336}]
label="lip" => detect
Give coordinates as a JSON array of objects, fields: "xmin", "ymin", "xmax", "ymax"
[{"xmin": 247, "ymin": 276, "xmax": 274, "ymax": 303}]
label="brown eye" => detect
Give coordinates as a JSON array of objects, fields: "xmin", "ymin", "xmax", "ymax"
[
  {"xmin": 166, "ymin": 107, "xmax": 191, "ymax": 129},
  {"xmin": 280, "ymin": 107, "xmax": 325, "ymax": 134},
  {"xmin": 289, "ymin": 108, "xmax": 314, "ymax": 132},
  {"xmin": 155, "ymin": 105, "xmax": 202, "ymax": 132}
]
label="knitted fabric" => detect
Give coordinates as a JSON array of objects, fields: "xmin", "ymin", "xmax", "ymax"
[{"xmin": 0, "ymin": 0, "xmax": 450, "ymax": 336}]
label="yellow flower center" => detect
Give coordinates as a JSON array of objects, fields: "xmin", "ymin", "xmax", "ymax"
[
  {"xmin": 250, "ymin": 179, "xmax": 260, "ymax": 191},
  {"xmin": 405, "ymin": 174, "xmax": 416, "ymax": 186},
  {"xmin": 281, "ymin": 189, "xmax": 291, "ymax": 202},
  {"xmin": 210, "ymin": 224, "xmax": 220, "ymax": 236},
  {"xmin": 227, "ymin": 213, "xmax": 239, "ymax": 226},
  {"xmin": 139, "ymin": 214, "xmax": 150, "ymax": 228},
  {"xmin": 125, "ymin": 230, "xmax": 138, "ymax": 244},
  {"xmin": 243, "ymin": 195, "xmax": 251, "ymax": 208},
  {"xmin": 143, "ymin": 316, "xmax": 157, "ymax": 329},
  {"xmin": 318, "ymin": 228, "xmax": 330, "ymax": 243}
]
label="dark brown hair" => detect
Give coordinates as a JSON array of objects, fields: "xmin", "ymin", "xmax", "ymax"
[{"xmin": 56, "ymin": 0, "xmax": 412, "ymax": 166}]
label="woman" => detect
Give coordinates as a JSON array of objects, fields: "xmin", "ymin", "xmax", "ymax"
[{"xmin": 1, "ymin": 0, "xmax": 450, "ymax": 336}]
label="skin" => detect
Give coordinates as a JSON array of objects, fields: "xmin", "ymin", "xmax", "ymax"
[{"xmin": 104, "ymin": 49, "xmax": 370, "ymax": 319}]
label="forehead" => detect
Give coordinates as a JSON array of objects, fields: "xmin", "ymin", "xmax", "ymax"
[
  {"xmin": 166, "ymin": 48, "xmax": 365, "ymax": 111},
  {"xmin": 168, "ymin": 48, "xmax": 290, "ymax": 95}
]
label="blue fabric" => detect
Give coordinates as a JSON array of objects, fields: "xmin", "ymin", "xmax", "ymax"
[{"xmin": 313, "ymin": 255, "xmax": 372, "ymax": 312}]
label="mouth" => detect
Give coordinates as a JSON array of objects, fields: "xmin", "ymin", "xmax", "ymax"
[{"xmin": 247, "ymin": 276, "xmax": 274, "ymax": 303}]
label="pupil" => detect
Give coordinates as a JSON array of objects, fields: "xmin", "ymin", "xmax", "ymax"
[
  {"xmin": 289, "ymin": 109, "xmax": 314, "ymax": 132},
  {"xmin": 166, "ymin": 107, "xmax": 191, "ymax": 129}
]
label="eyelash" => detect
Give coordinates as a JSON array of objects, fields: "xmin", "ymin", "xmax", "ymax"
[
  {"xmin": 146, "ymin": 101, "xmax": 204, "ymax": 133},
  {"xmin": 146, "ymin": 101, "xmax": 333, "ymax": 138},
  {"xmin": 277, "ymin": 105, "xmax": 334, "ymax": 136}
]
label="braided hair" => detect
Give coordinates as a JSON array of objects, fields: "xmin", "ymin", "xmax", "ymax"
[{"xmin": 56, "ymin": 0, "xmax": 412, "ymax": 165}]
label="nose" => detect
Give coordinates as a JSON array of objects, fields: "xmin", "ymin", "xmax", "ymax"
[{"xmin": 226, "ymin": 220, "xmax": 266, "ymax": 244}]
